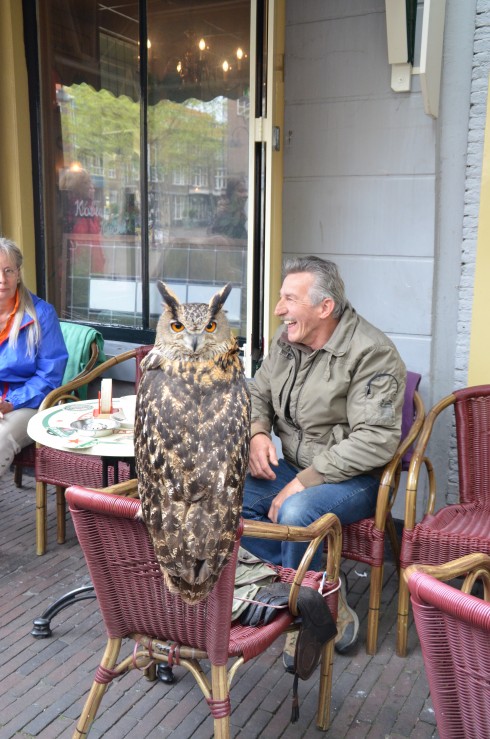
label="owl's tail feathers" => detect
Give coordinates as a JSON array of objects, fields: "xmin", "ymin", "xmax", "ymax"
[
  {"xmin": 161, "ymin": 567, "xmax": 211, "ymax": 604},
  {"xmin": 160, "ymin": 552, "xmax": 232, "ymax": 604}
]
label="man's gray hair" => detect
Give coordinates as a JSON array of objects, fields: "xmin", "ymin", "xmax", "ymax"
[{"xmin": 283, "ymin": 255, "xmax": 347, "ymax": 319}]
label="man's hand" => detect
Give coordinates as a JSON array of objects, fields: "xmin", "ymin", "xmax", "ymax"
[
  {"xmin": 248, "ymin": 433, "xmax": 279, "ymax": 480},
  {"xmin": 268, "ymin": 477, "xmax": 305, "ymax": 523},
  {"xmin": 0, "ymin": 399, "xmax": 13, "ymax": 419}
]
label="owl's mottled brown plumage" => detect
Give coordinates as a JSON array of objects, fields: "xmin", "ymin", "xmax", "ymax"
[{"xmin": 134, "ymin": 281, "xmax": 250, "ymax": 604}]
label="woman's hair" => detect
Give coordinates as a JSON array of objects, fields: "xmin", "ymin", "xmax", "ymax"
[
  {"xmin": 0, "ymin": 237, "xmax": 40, "ymax": 355},
  {"xmin": 283, "ymin": 255, "xmax": 347, "ymax": 319}
]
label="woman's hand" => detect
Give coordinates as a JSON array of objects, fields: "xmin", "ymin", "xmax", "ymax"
[{"xmin": 0, "ymin": 399, "xmax": 14, "ymax": 419}]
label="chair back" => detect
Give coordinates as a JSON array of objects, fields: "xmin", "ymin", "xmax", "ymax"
[
  {"xmin": 401, "ymin": 371, "xmax": 422, "ymax": 471},
  {"xmin": 135, "ymin": 344, "xmax": 154, "ymax": 389},
  {"xmin": 60, "ymin": 322, "xmax": 105, "ymax": 399},
  {"xmin": 453, "ymin": 385, "xmax": 490, "ymax": 505},
  {"xmin": 66, "ymin": 486, "xmax": 240, "ymax": 665},
  {"xmin": 408, "ymin": 568, "xmax": 490, "ymax": 738}
]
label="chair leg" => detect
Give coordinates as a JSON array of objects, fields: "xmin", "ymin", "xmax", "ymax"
[
  {"xmin": 396, "ymin": 568, "xmax": 410, "ymax": 657},
  {"xmin": 366, "ymin": 564, "xmax": 383, "ymax": 655},
  {"xmin": 316, "ymin": 638, "xmax": 334, "ymax": 730},
  {"xmin": 56, "ymin": 486, "xmax": 66, "ymax": 544},
  {"xmin": 210, "ymin": 664, "xmax": 230, "ymax": 739},
  {"xmin": 73, "ymin": 638, "xmax": 122, "ymax": 738},
  {"xmin": 36, "ymin": 480, "xmax": 48, "ymax": 556},
  {"xmin": 386, "ymin": 514, "xmax": 401, "ymax": 571},
  {"xmin": 14, "ymin": 463, "xmax": 23, "ymax": 488}
]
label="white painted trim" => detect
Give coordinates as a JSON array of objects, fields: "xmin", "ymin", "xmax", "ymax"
[
  {"xmin": 385, "ymin": 0, "xmax": 409, "ymax": 64},
  {"xmin": 419, "ymin": 0, "xmax": 447, "ymax": 118}
]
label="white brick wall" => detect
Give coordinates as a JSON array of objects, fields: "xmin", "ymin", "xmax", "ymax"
[{"xmin": 449, "ymin": 1, "xmax": 490, "ymax": 501}]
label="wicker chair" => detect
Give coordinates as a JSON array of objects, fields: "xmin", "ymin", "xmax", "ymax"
[
  {"xmin": 406, "ymin": 553, "xmax": 490, "ymax": 738},
  {"xmin": 397, "ymin": 384, "xmax": 490, "ymax": 656},
  {"xmin": 12, "ymin": 322, "xmax": 101, "ymax": 487},
  {"xmin": 33, "ymin": 344, "xmax": 152, "ymax": 555},
  {"xmin": 66, "ymin": 485, "xmax": 342, "ymax": 738},
  {"xmin": 331, "ymin": 370, "xmax": 425, "ymax": 654}
]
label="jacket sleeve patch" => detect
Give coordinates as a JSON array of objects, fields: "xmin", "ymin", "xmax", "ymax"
[{"xmin": 364, "ymin": 372, "xmax": 399, "ymax": 427}]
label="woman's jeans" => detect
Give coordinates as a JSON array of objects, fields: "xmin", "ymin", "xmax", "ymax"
[{"xmin": 241, "ymin": 459, "xmax": 379, "ymax": 570}]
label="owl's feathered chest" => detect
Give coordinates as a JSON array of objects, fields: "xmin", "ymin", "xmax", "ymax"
[{"xmin": 134, "ymin": 345, "xmax": 250, "ymax": 488}]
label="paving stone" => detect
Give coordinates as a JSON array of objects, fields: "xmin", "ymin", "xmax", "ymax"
[{"xmin": 0, "ymin": 470, "xmax": 434, "ymax": 738}]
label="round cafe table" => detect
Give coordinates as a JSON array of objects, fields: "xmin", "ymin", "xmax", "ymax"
[
  {"xmin": 27, "ymin": 396, "xmax": 136, "ymax": 486},
  {"xmin": 27, "ymin": 397, "xmax": 137, "ymax": 637}
]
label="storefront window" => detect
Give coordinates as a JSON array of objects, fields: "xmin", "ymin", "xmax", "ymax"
[{"xmin": 36, "ymin": 0, "xmax": 251, "ymax": 339}]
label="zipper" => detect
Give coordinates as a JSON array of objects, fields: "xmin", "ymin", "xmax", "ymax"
[{"xmin": 292, "ymin": 352, "xmax": 321, "ymax": 467}]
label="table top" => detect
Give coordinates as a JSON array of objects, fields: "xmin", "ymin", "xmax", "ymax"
[{"xmin": 27, "ymin": 396, "xmax": 135, "ymax": 458}]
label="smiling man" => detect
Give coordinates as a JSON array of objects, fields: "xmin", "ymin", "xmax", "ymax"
[{"xmin": 241, "ymin": 255, "xmax": 406, "ymax": 660}]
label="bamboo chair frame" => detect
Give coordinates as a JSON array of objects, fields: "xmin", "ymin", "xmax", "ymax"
[
  {"xmin": 397, "ymin": 385, "xmax": 490, "ymax": 656},
  {"xmin": 337, "ymin": 375, "xmax": 425, "ymax": 654},
  {"xmin": 66, "ymin": 484, "xmax": 342, "ymax": 738}
]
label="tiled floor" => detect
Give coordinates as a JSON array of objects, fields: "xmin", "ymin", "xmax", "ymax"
[{"xmin": 0, "ymin": 469, "xmax": 438, "ymax": 738}]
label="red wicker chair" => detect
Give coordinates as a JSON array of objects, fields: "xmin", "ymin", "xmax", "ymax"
[
  {"xmin": 33, "ymin": 344, "xmax": 152, "ymax": 555},
  {"xmin": 397, "ymin": 384, "xmax": 490, "ymax": 656},
  {"xmin": 406, "ymin": 553, "xmax": 490, "ymax": 738},
  {"xmin": 66, "ymin": 485, "xmax": 342, "ymax": 738},
  {"xmin": 330, "ymin": 370, "xmax": 425, "ymax": 654}
]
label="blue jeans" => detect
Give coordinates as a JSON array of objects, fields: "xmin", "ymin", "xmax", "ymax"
[{"xmin": 241, "ymin": 459, "xmax": 379, "ymax": 570}]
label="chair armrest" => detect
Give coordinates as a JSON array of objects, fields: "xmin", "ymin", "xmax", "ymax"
[
  {"xmin": 404, "ymin": 553, "xmax": 490, "ymax": 600},
  {"xmin": 242, "ymin": 513, "xmax": 342, "ymax": 616},
  {"xmin": 98, "ymin": 479, "xmax": 139, "ymax": 497},
  {"xmin": 40, "ymin": 349, "xmax": 137, "ymax": 410}
]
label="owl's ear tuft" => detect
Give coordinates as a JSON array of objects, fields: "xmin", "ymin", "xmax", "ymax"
[
  {"xmin": 158, "ymin": 281, "xmax": 181, "ymax": 319},
  {"xmin": 208, "ymin": 283, "xmax": 232, "ymax": 317}
]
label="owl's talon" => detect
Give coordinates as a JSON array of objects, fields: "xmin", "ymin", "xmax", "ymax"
[{"xmin": 134, "ymin": 505, "xmax": 143, "ymax": 521}]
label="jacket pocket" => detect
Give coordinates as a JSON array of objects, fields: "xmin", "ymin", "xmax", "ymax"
[{"xmin": 364, "ymin": 373, "xmax": 398, "ymax": 427}]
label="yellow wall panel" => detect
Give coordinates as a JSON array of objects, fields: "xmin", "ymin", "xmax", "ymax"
[
  {"xmin": 469, "ymin": 76, "xmax": 490, "ymax": 385},
  {"xmin": 0, "ymin": 0, "xmax": 36, "ymax": 287}
]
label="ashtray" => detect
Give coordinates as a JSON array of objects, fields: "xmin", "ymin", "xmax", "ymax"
[{"xmin": 70, "ymin": 418, "xmax": 119, "ymax": 437}]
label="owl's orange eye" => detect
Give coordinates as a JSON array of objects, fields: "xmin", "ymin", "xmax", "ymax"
[
  {"xmin": 205, "ymin": 321, "xmax": 217, "ymax": 333},
  {"xmin": 170, "ymin": 321, "xmax": 185, "ymax": 332}
]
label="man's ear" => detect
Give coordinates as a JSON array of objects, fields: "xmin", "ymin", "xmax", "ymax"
[{"xmin": 319, "ymin": 297, "xmax": 336, "ymax": 319}]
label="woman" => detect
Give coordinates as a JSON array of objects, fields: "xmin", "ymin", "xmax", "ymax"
[{"xmin": 0, "ymin": 237, "xmax": 68, "ymax": 477}]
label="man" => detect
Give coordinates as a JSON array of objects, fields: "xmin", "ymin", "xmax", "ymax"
[{"xmin": 241, "ymin": 256, "xmax": 406, "ymax": 662}]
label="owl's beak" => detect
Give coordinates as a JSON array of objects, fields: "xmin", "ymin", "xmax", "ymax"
[{"xmin": 183, "ymin": 334, "xmax": 200, "ymax": 354}]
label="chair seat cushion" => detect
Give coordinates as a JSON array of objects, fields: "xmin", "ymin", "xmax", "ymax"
[
  {"xmin": 401, "ymin": 502, "xmax": 490, "ymax": 567},
  {"xmin": 229, "ymin": 568, "xmax": 338, "ymax": 662}
]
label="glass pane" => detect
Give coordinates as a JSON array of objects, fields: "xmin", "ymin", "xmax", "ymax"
[
  {"xmin": 40, "ymin": 0, "xmax": 143, "ymax": 327},
  {"xmin": 147, "ymin": 0, "xmax": 251, "ymax": 340},
  {"xmin": 38, "ymin": 0, "xmax": 251, "ymax": 339}
]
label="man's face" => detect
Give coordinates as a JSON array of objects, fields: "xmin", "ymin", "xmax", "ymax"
[{"xmin": 274, "ymin": 272, "xmax": 327, "ymax": 349}]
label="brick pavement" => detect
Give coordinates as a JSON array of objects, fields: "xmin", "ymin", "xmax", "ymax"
[{"xmin": 0, "ymin": 469, "xmax": 438, "ymax": 738}]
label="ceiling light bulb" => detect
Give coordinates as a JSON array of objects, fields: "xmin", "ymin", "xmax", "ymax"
[
  {"xmin": 236, "ymin": 47, "xmax": 244, "ymax": 60},
  {"xmin": 222, "ymin": 60, "xmax": 229, "ymax": 73},
  {"xmin": 199, "ymin": 38, "xmax": 206, "ymax": 52}
]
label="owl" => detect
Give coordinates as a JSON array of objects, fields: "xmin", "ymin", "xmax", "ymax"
[{"xmin": 134, "ymin": 281, "xmax": 250, "ymax": 604}]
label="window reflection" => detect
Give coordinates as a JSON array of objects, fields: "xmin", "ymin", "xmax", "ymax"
[{"xmin": 41, "ymin": 0, "xmax": 250, "ymax": 338}]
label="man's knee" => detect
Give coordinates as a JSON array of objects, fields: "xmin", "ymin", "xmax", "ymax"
[{"xmin": 277, "ymin": 495, "xmax": 312, "ymax": 528}]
